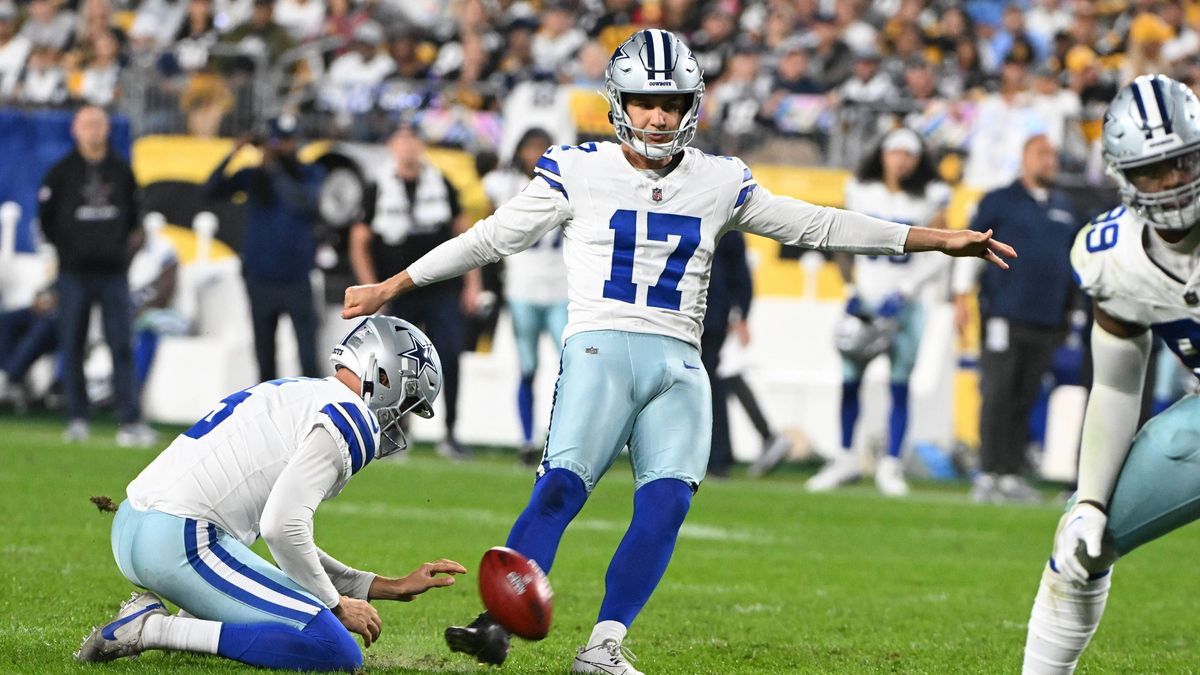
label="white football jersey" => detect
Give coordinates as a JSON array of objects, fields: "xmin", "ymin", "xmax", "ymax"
[
  {"xmin": 407, "ymin": 141, "xmax": 909, "ymax": 348},
  {"xmin": 482, "ymin": 168, "xmax": 568, "ymax": 305},
  {"xmin": 844, "ymin": 179, "xmax": 951, "ymax": 306},
  {"xmin": 1073, "ymin": 205, "xmax": 1200, "ymax": 374},
  {"xmin": 126, "ymin": 377, "xmax": 380, "ymax": 546}
]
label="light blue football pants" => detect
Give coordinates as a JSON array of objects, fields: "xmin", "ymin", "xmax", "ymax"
[
  {"xmin": 509, "ymin": 300, "xmax": 569, "ymax": 377},
  {"xmin": 541, "ymin": 330, "xmax": 712, "ymax": 492},
  {"xmin": 111, "ymin": 501, "xmax": 326, "ymax": 630}
]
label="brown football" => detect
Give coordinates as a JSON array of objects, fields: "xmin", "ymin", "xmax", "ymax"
[{"xmin": 478, "ymin": 546, "xmax": 553, "ymax": 640}]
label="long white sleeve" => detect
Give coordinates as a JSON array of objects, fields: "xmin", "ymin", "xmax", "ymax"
[
  {"xmin": 317, "ymin": 547, "xmax": 375, "ymax": 600},
  {"xmin": 407, "ymin": 178, "xmax": 571, "ymax": 287},
  {"xmin": 1075, "ymin": 323, "xmax": 1151, "ymax": 505},
  {"xmin": 261, "ymin": 426, "xmax": 369, "ymax": 608},
  {"xmin": 732, "ymin": 184, "xmax": 908, "ymax": 255}
]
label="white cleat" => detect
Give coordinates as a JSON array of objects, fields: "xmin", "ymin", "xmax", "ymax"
[
  {"xmin": 116, "ymin": 423, "xmax": 159, "ymax": 448},
  {"xmin": 747, "ymin": 434, "xmax": 794, "ymax": 478},
  {"xmin": 76, "ymin": 591, "xmax": 168, "ymax": 663},
  {"xmin": 571, "ymin": 638, "xmax": 644, "ymax": 675},
  {"xmin": 805, "ymin": 452, "xmax": 861, "ymax": 492},
  {"xmin": 874, "ymin": 455, "xmax": 909, "ymax": 497},
  {"xmin": 63, "ymin": 418, "xmax": 90, "ymax": 443}
]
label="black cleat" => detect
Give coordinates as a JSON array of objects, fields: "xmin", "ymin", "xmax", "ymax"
[{"xmin": 446, "ymin": 612, "xmax": 511, "ymax": 666}]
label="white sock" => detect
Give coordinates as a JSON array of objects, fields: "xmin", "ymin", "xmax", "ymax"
[
  {"xmin": 1023, "ymin": 563, "xmax": 1111, "ymax": 674},
  {"xmin": 588, "ymin": 620, "xmax": 627, "ymax": 646},
  {"xmin": 141, "ymin": 614, "xmax": 222, "ymax": 654}
]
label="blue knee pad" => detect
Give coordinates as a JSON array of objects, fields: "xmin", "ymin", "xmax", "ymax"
[
  {"xmin": 506, "ymin": 468, "xmax": 588, "ymax": 574},
  {"xmin": 218, "ymin": 609, "xmax": 361, "ymax": 672}
]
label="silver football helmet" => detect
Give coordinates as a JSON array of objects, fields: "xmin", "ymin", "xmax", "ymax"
[
  {"xmin": 834, "ymin": 314, "xmax": 896, "ymax": 364},
  {"xmin": 1102, "ymin": 74, "xmax": 1200, "ymax": 230},
  {"xmin": 329, "ymin": 316, "xmax": 441, "ymax": 456},
  {"xmin": 604, "ymin": 29, "xmax": 705, "ymax": 159}
]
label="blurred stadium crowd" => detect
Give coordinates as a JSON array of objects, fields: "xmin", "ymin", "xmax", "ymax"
[{"xmin": 0, "ymin": 0, "xmax": 1198, "ymax": 173}]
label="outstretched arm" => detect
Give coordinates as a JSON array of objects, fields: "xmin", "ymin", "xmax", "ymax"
[
  {"xmin": 734, "ymin": 185, "xmax": 1015, "ymax": 267},
  {"xmin": 343, "ymin": 178, "xmax": 569, "ymax": 318}
]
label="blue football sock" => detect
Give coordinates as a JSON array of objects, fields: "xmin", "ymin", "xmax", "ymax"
[
  {"xmin": 517, "ymin": 375, "xmax": 535, "ymax": 444},
  {"xmin": 506, "ymin": 468, "xmax": 587, "ymax": 573},
  {"xmin": 840, "ymin": 380, "xmax": 861, "ymax": 450},
  {"xmin": 217, "ymin": 610, "xmax": 361, "ymax": 672},
  {"xmin": 597, "ymin": 478, "xmax": 692, "ymax": 628},
  {"xmin": 888, "ymin": 382, "xmax": 910, "ymax": 458}
]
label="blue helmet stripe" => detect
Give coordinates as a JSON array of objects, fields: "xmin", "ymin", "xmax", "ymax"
[
  {"xmin": 659, "ymin": 30, "xmax": 672, "ymax": 73},
  {"xmin": 1130, "ymin": 82, "xmax": 1151, "ymax": 137},
  {"xmin": 643, "ymin": 29, "xmax": 656, "ymax": 79},
  {"xmin": 1150, "ymin": 76, "xmax": 1173, "ymax": 135}
]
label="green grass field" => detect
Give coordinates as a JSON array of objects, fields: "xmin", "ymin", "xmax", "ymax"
[{"xmin": 2, "ymin": 415, "xmax": 1200, "ymax": 674}]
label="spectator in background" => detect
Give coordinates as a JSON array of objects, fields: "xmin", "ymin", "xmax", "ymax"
[
  {"xmin": 218, "ymin": 0, "xmax": 294, "ymax": 71},
  {"xmin": 347, "ymin": 124, "xmax": 479, "ymax": 461},
  {"xmin": 322, "ymin": 0, "xmax": 368, "ymax": 52},
  {"xmin": 129, "ymin": 0, "xmax": 188, "ymax": 51},
  {"xmin": 941, "ymin": 36, "xmax": 987, "ymax": 98},
  {"xmin": 808, "ymin": 128, "xmax": 951, "ymax": 497},
  {"xmin": 1029, "ymin": 64, "xmax": 1082, "ymax": 155},
  {"xmin": 531, "ymin": 1, "xmax": 586, "ymax": 77},
  {"xmin": 808, "ymin": 13, "xmax": 852, "ymax": 91},
  {"xmin": 1025, "ymin": 0, "xmax": 1073, "ymax": 49},
  {"xmin": 18, "ymin": 46, "xmax": 68, "ymax": 105},
  {"xmin": 0, "ymin": 2, "xmax": 32, "ymax": 101},
  {"xmin": 168, "ymin": 0, "xmax": 219, "ymax": 74},
  {"xmin": 73, "ymin": 0, "xmax": 125, "ymax": 56},
  {"xmin": 273, "ymin": 0, "xmax": 323, "ymax": 42},
  {"xmin": 385, "ymin": 26, "xmax": 429, "ymax": 81},
  {"xmin": 21, "ymin": 0, "xmax": 75, "ymax": 52},
  {"xmin": 202, "ymin": 114, "xmax": 324, "ymax": 380},
  {"xmin": 707, "ymin": 42, "xmax": 769, "ymax": 155},
  {"xmin": 962, "ymin": 53, "xmax": 1040, "ymax": 192},
  {"xmin": 838, "ymin": 47, "xmax": 896, "ymax": 105},
  {"xmin": 0, "ymin": 285, "xmax": 59, "ymax": 409},
  {"xmin": 39, "ymin": 106, "xmax": 155, "ymax": 446},
  {"xmin": 952, "ymin": 134, "xmax": 1079, "ymax": 504},
  {"xmin": 481, "ymin": 128, "xmax": 566, "ymax": 466},
  {"xmin": 324, "ymin": 21, "xmax": 392, "ymax": 108},
  {"xmin": 1162, "ymin": 2, "xmax": 1199, "ymax": 65},
  {"xmin": 703, "ymin": 230, "xmax": 754, "ymax": 480},
  {"xmin": 691, "ymin": 7, "xmax": 737, "ymax": 81},
  {"xmin": 1121, "ymin": 13, "xmax": 1173, "ymax": 85},
  {"xmin": 78, "ymin": 29, "xmax": 121, "ymax": 106}
]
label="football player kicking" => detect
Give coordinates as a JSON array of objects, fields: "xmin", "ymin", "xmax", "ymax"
[
  {"xmin": 76, "ymin": 317, "xmax": 466, "ymax": 671},
  {"xmin": 1022, "ymin": 75, "xmax": 1200, "ymax": 674},
  {"xmin": 344, "ymin": 29, "xmax": 1015, "ymax": 674}
]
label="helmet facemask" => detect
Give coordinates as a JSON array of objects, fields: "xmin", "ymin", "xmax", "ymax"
[
  {"xmin": 605, "ymin": 85, "xmax": 704, "ymax": 159},
  {"xmin": 1109, "ymin": 149, "xmax": 1200, "ymax": 231}
]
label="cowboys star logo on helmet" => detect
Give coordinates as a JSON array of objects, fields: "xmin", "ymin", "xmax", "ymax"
[{"xmin": 400, "ymin": 335, "xmax": 439, "ymax": 379}]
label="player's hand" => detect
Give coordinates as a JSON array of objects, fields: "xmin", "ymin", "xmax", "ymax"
[
  {"xmin": 1052, "ymin": 502, "xmax": 1107, "ymax": 587},
  {"xmin": 941, "ymin": 228, "xmax": 1017, "ymax": 269},
  {"xmin": 389, "ymin": 559, "xmax": 468, "ymax": 601},
  {"xmin": 342, "ymin": 283, "xmax": 390, "ymax": 319},
  {"xmin": 332, "ymin": 596, "xmax": 382, "ymax": 647}
]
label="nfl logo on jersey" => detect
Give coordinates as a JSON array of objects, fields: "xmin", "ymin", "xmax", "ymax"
[{"xmin": 651, "ymin": 187, "xmax": 662, "ymax": 202}]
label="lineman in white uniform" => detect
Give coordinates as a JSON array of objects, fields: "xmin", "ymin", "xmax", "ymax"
[
  {"xmin": 344, "ymin": 29, "xmax": 1014, "ymax": 674},
  {"xmin": 1023, "ymin": 75, "xmax": 1200, "ymax": 673},
  {"xmin": 482, "ymin": 127, "xmax": 570, "ymax": 465},
  {"xmin": 808, "ymin": 127, "xmax": 951, "ymax": 496},
  {"xmin": 76, "ymin": 317, "xmax": 466, "ymax": 671}
]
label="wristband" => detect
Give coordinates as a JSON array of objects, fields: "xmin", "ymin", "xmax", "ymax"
[{"xmin": 1077, "ymin": 499, "xmax": 1108, "ymax": 515}]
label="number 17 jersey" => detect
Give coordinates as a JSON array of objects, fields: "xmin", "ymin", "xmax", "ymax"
[{"xmin": 407, "ymin": 141, "xmax": 909, "ymax": 349}]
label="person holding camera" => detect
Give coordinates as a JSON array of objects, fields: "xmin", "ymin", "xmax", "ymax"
[{"xmin": 203, "ymin": 114, "xmax": 325, "ymax": 381}]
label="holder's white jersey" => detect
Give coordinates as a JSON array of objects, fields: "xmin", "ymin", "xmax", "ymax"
[
  {"xmin": 482, "ymin": 168, "xmax": 568, "ymax": 305},
  {"xmin": 844, "ymin": 179, "xmax": 951, "ymax": 306},
  {"xmin": 1072, "ymin": 205, "xmax": 1200, "ymax": 375},
  {"xmin": 407, "ymin": 141, "xmax": 910, "ymax": 349},
  {"xmin": 126, "ymin": 377, "xmax": 380, "ymax": 547}
]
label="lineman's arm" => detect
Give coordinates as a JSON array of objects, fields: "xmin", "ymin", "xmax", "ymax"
[
  {"xmin": 342, "ymin": 179, "xmax": 569, "ymax": 318},
  {"xmin": 1075, "ymin": 302, "xmax": 1152, "ymax": 508},
  {"xmin": 734, "ymin": 185, "xmax": 1015, "ymax": 266}
]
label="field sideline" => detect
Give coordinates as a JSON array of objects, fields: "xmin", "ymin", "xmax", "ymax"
[{"xmin": 2, "ymin": 415, "xmax": 1199, "ymax": 674}]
